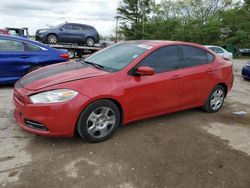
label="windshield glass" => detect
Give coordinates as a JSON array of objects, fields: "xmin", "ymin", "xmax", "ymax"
[{"xmin": 84, "ymin": 43, "xmax": 150, "ymax": 72}]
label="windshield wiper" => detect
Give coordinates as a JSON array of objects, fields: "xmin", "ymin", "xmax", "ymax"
[{"xmin": 82, "ymin": 60, "xmax": 104, "ymax": 70}]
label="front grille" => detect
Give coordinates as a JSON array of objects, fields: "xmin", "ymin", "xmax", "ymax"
[
  {"xmin": 25, "ymin": 120, "xmax": 49, "ymax": 131},
  {"xmin": 14, "ymin": 90, "xmax": 26, "ymax": 104}
]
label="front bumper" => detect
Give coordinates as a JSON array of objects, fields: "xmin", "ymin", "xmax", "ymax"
[
  {"xmin": 13, "ymin": 89, "xmax": 90, "ymax": 137},
  {"xmin": 35, "ymin": 34, "xmax": 46, "ymax": 43},
  {"xmin": 242, "ymin": 66, "xmax": 250, "ymax": 79}
]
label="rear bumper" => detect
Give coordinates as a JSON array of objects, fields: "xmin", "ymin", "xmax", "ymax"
[
  {"xmin": 242, "ymin": 66, "xmax": 250, "ymax": 79},
  {"xmin": 13, "ymin": 89, "xmax": 90, "ymax": 137}
]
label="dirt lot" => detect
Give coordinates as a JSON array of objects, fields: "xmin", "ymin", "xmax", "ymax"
[{"xmin": 0, "ymin": 59, "xmax": 250, "ymax": 188}]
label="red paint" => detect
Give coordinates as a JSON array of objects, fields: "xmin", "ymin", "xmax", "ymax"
[
  {"xmin": 13, "ymin": 41, "xmax": 233, "ymax": 137},
  {"xmin": 0, "ymin": 29, "xmax": 9, "ymax": 35}
]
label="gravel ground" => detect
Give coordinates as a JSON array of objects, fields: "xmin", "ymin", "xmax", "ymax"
[{"xmin": 0, "ymin": 59, "xmax": 250, "ymax": 188}]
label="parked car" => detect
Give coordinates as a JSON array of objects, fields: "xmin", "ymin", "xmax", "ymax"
[
  {"xmin": 13, "ymin": 41, "xmax": 233, "ymax": 142},
  {"xmin": 242, "ymin": 61, "xmax": 250, "ymax": 80},
  {"xmin": 35, "ymin": 23, "xmax": 100, "ymax": 46},
  {"xmin": 239, "ymin": 48, "xmax": 250, "ymax": 56},
  {"xmin": 0, "ymin": 29, "xmax": 9, "ymax": 35},
  {"xmin": 205, "ymin": 45, "xmax": 233, "ymax": 60},
  {"xmin": 0, "ymin": 35, "xmax": 69, "ymax": 84}
]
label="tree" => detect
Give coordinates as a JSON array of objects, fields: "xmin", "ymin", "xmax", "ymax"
[{"xmin": 117, "ymin": 0, "xmax": 152, "ymax": 39}]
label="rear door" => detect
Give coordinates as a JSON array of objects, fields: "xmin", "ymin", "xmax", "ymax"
[
  {"xmin": 179, "ymin": 45, "xmax": 216, "ymax": 108},
  {"xmin": 129, "ymin": 45, "xmax": 183, "ymax": 120}
]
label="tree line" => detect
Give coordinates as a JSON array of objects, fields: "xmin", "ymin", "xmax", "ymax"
[{"xmin": 117, "ymin": 0, "xmax": 250, "ymax": 48}]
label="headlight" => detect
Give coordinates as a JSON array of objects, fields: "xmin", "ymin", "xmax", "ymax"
[{"xmin": 30, "ymin": 89, "xmax": 78, "ymax": 104}]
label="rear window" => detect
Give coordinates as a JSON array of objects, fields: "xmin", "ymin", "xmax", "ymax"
[{"xmin": 182, "ymin": 45, "xmax": 208, "ymax": 67}]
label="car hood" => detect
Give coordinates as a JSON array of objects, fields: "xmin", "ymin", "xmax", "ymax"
[{"xmin": 19, "ymin": 61, "xmax": 109, "ymax": 91}]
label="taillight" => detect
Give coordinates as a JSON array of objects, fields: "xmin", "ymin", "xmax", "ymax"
[{"xmin": 60, "ymin": 53, "xmax": 69, "ymax": 60}]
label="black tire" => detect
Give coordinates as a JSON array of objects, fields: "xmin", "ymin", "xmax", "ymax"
[
  {"xmin": 77, "ymin": 100, "xmax": 121, "ymax": 143},
  {"xmin": 68, "ymin": 49, "xmax": 76, "ymax": 59},
  {"xmin": 203, "ymin": 85, "xmax": 226, "ymax": 113},
  {"xmin": 46, "ymin": 34, "xmax": 58, "ymax": 44},
  {"xmin": 27, "ymin": 65, "xmax": 43, "ymax": 73},
  {"xmin": 85, "ymin": 37, "xmax": 95, "ymax": 47}
]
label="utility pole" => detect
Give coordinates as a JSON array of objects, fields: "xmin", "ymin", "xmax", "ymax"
[
  {"xmin": 141, "ymin": 0, "xmax": 145, "ymax": 40},
  {"xmin": 115, "ymin": 16, "xmax": 120, "ymax": 43}
]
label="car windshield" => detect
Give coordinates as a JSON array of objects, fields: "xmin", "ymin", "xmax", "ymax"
[{"xmin": 84, "ymin": 43, "xmax": 150, "ymax": 72}]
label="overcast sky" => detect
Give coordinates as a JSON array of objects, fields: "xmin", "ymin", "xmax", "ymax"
[{"xmin": 0, "ymin": 0, "xmax": 122, "ymax": 36}]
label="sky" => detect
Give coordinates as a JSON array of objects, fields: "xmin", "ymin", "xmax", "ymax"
[{"xmin": 0, "ymin": 0, "xmax": 122, "ymax": 36}]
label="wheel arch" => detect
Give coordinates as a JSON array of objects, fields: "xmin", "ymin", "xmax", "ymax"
[
  {"xmin": 217, "ymin": 82, "xmax": 228, "ymax": 96},
  {"xmin": 74, "ymin": 97, "xmax": 124, "ymax": 134}
]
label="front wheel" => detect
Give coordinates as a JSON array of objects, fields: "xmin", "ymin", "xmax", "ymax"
[
  {"xmin": 203, "ymin": 85, "xmax": 226, "ymax": 113},
  {"xmin": 77, "ymin": 100, "xmax": 120, "ymax": 143},
  {"xmin": 46, "ymin": 34, "xmax": 57, "ymax": 44}
]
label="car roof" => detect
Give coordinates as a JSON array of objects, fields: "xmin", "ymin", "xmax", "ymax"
[{"xmin": 123, "ymin": 40, "xmax": 209, "ymax": 50}]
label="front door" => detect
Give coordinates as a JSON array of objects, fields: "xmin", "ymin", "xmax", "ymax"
[
  {"xmin": 0, "ymin": 39, "xmax": 31, "ymax": 83},
  {"xmin": 128, "ymin": 45, "xmax": 183, "ymax": 120}
]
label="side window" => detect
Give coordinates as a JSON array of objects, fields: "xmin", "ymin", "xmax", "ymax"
[
  {"xmin": 0, "ymin": 39, "xmax": 25, "ymax": 52},
  {"xmin": 211, "ymin": 47, "xmax": 224, "ymax": 53},
  {"xmin": 72, "ymin": 25, "xmax": 82, "ymax": 31},
  {"xmin": 182, "ymin": 46, "xmax": 207, "ymax": 67},
  {"xmin": 24, "ymin": 43, "xmax": 41, "ymax": 51},
  {"xmin": 206, "ymin": 52, "xmax": 215, "ymax": 63},
  {"xmin": 139, "ymin": 46, "xmax": 179, "ymax": 73},
  {"xmin": 62, "ymin": 24, "xmax": 73, "ymax": 30}
]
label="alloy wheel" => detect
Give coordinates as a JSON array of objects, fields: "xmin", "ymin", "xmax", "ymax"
[{"xmin": 86, "ymin": 107, "xmax": 116, "ymax": 138}]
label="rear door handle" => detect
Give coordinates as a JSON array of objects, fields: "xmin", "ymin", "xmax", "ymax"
[{"xmin": 171, "ymin": 75, "xmax": 182, "ymax": 80}]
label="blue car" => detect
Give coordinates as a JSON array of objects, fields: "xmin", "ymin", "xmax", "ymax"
[
  {"xmin": 0, "ymin": 35, "xmax": 69, "ymax": 84},
  {"xmin": 242, "ymin": 61, "xmax": 250, "ymax": 80},
  {"xmin": 35, "ymin": 23, "xmax": 99, "ymax": 47}
]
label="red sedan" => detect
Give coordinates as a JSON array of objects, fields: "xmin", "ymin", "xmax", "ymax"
[{"xmin": 13, "ymin": 41, "xmax": 234, "ymax": 142}]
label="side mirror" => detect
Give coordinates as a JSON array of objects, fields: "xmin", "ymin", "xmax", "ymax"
[
  {"xmin": 60, "ymin": 27, "xmax": 63, "ymax": 31},
  {"xmin": 136, "ymin": 66, "xmax": 155, "ymax": 76}
]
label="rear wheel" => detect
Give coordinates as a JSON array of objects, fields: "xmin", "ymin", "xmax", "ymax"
[
  {"xmin": 77, "ymin": 100, "xmax": 120, "ymax": 143},
  {"xmin": 203, "ymin": 85, "xmax": 226, "ymax": 113},
  {"xmin": 46, "ymin": 34, "xmax": 57, "ymax": 44},
  {"xmin": 68, "ymin": 49, "xmax": 76, "ymax": 59},
  {"xmin": 85, "ymin": 37, "xmax": 95, "ymax": 47}
]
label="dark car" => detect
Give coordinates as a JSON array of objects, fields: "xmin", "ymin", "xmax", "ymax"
[
  {"xmin": 0, "ymin": 35, "xmax": 69, "ymax": 84},
  {"xmin": 242, "ymin": 61, "xmax": 250, "ymax": 80},
  {"xmin": 35, "ymin": 23, "xmax": 99, "ymax": 46}
]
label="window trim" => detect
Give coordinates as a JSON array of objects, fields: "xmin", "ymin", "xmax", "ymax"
[{"xmin": 128, "ymin": 44, "xmax": 181, "ymax": 76}]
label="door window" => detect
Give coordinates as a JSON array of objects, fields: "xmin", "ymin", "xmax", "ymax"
[
  {"xmin": 210, "ymin": 47, "xmax": 225, "ymax": 53},
  {"xmin": 182, "ymin": 46, "xmax": 208, "ymax": 67},
  {"xmin": 138, "ymin": 45, "xmax": 179, "ymax": 73},
  {"xmin": 0, "ymin": 39, "xmax": 25, "ymax": 52},
  {"xmin": 72, "ymin": 25, "xmax": 82, "ymax": 31},
  {"xmin": 62, "ymin": 24, "xmax": 73, "ymax": 30},
  {"xmin": 24, "ymin": 43, "xmax": 42, "ymax": 51}
]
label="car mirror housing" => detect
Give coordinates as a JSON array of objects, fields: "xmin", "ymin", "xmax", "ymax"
[{"xmin": 136, "ymin": 66, "xmax": 155, "ymax": 76}]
